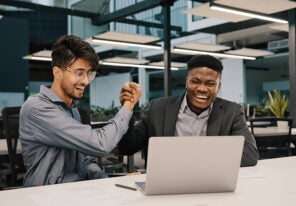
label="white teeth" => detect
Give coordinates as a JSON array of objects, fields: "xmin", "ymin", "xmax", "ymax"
[
  {"xmin": 196, "ymin": 95, "xmax": 208, "ymax": 99},
  {"xmin": 76, "ymin": 86, "xmax": 84, "ymax": 90}
]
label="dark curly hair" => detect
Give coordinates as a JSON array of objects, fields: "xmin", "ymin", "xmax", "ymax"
[
  {"xmin": 51, "ymin": 35, "xmax": 99, "ymax": 71},
  {"xmin": 187, "ymin": 55, "xmax": 223, "ymax": 74}
]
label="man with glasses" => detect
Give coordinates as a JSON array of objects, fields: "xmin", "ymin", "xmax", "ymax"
[
  {"xmin": 19, "ymin": 35, "xmax": 142, "ymax": 187},
  {"xmin": 118, "ymin": 55, "xmax": 258, "ymax": 167}
]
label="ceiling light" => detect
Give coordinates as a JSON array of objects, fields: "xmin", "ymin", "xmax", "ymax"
[
  {"xmin": 23, "ymin": 50, "xmax": 52, "ymax": 61},
  {"xmin": 175, "ymin": 42, "xmax": 231, "ymax": 52},
  {"xmin": 183, "ymin": 3, "xmax": 249, "ymax": 23},
  {"xmin": 173, "ymin": 47, "xmax": 256, "ymax": 60},
  {"xmin": 92, "ymin": 38, "xmax": 162, "ymax": 50},
  {"xmin": 95, "ymin": 31, "xmax": 160, "ymax": 43},
  {"xmin": 149, "ymin": 61, "xmax": 187, "ymax": 68},
  {"xmin": 225, "ymin": 48, "xmax": 274, "ymax": 57},
  {"xmin": 91, "ymin": 31, "xmax": 162, "ymax": 50},
  {"xmin": 23, "ymin": 55, "xmax": 52, "ymax": 61},
  {"xmin": 103, "ymin": 57, "xmax": 150, "ymax": 65},
  {"xmin": 99, "ymin": 61, "xmax": 179, "ymax": 70},
  {"xmin": 210, "ymin": 2, "xmax": 288, "ymax": 24}
]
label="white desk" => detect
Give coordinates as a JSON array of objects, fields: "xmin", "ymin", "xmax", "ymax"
[
  {"xmin": 249, "ymin": 127, "xmax": 296, "ymax": 137},
  {"xmin": 254, "ymin": 127, "xmax": 296, "ymax": 136},
  {"xmin": 247, "ymin": 121, "xmax": 296, "ymax": 135},
  {"xmin": 0, "ymin": 156, "xmax": 296, "ymax": 206}
]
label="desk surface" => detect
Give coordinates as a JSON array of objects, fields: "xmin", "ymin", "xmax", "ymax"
[
  {"xmin": 249, "ymin": 127, "xmax": 296, "ymax": 137},
  {"xmin": 1, "ymin": 156, "xmax": 296, "ymax": 206}
]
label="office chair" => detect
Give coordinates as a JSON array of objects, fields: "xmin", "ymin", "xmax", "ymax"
[
  {"xmin": 250, "ymin": 117, "xmax": 293, "ymax": 159},
  {"xmin": 2, "ymin": 106, "xmax": 25, "ymax": 187},
  {"xmin": 0, "ymin": 151, "xmax": 11, "ymax": 189},
  {"xmin": 78, "ymin": 107, "xmax": 91, "ymax": 125}
]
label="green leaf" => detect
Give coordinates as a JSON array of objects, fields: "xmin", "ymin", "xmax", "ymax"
[{"xmin": 266, "ymin": 89, "xmax": 288, "ymax": 118}]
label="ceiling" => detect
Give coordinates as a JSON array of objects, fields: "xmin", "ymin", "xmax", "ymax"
[
  {"xmin": 0, "ymin": 0, "xmax": 295, "ymax": 79},
  {"xmin": 187, "ymin": 0, "xmax": 295, "ymax": 49}
]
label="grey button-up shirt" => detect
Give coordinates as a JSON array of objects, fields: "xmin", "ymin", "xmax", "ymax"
[
  {"xmin": 175, "ymin": 95, "xmax": 212, "ymax": 136},
  {"xmin": 19, "ymin": 85, "xmax": 132, "ymax": 186}
]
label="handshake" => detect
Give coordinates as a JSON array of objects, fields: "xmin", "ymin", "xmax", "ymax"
[{"xmin": 120, "ymin": 82, "xmax": 142, "ymax": 111}]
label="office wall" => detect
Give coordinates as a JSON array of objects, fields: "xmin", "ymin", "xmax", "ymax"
[
  {"xmin": 0, "ymin": 92, "xmax": 24, "ymax": 113},
  {"xmin": 0, "ymin": 17, "xmax": 29, "ymax": 112},
  {"xmin": 220, "ymin": 59, "xmax": 244, "ymax": 104},
  {"xmin": 90, "ymin": 73, "xmax": 131, "ymax": 108},
  {"xmin": 0, "ymin": 17, "xmax": 29, "ymax": 95},
  {"xmin": 245, "ymin": 53, "xmax": 289, "ymax": 105}
]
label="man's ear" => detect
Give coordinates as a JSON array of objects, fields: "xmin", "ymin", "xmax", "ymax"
[
  {"xmin": 52, "ymin": 66, "xmax": 62, "ymax": 80},
  {"xmin": 217, "ymin": 81, "xmax": 222, "ymax": 92}
]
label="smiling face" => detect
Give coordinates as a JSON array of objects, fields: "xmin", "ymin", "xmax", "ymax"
[
  {"xmin": 185, "ymin": 66, "xmax": 221, "ymax": 114},
  {"xmin": 51, "ymin": 58, "xmax": 92, "ymax": 106}
]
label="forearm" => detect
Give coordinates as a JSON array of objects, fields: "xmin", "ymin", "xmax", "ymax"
[
  {"xmin": 233, "ymin": 106, "xmax": 259, "ymax": 167},
  {"xmin": 23, "ymin": 105, "xmax": 133, "ymax": 157}
]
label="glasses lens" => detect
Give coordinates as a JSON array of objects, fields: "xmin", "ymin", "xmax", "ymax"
[
  {"xmin": 65, "ymin": 68, "xmax": 96, "ymax": 82},
  {"xmin": 88, "ymin": 71, "xmax": 96, "ymax": 81}
]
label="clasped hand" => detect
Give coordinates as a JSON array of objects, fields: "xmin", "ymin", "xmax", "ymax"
[{"xmin": 120, "ymin": 82, "xmax": 142, "ymax": 110}]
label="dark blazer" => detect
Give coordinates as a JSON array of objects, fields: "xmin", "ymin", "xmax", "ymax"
[{"xmin": 118, "ymin": 94, "xmax": 259, "ymax": 167}]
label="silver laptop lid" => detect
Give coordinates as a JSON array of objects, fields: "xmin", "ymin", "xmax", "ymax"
[{"xmin": 144, "ymin": 136, "xmax": 244, "ymax": 195}]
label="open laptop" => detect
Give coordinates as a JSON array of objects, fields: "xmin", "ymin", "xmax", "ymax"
[{"xmin": 135, "ymin": 136, "xmax": 244, "ymax": 195}]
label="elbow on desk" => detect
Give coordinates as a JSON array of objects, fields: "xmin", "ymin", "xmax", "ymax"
[{"xmin": 241, "ymin": 152, "xmax": 259, "ymax": 167}]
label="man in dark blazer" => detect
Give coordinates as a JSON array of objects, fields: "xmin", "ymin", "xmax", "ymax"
[{"xmin": 119, "ymin": 55, "xmax": 258, "ymax": 167}]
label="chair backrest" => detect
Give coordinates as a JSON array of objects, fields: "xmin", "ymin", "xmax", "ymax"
[
  {"xmin": 2, "ymin": 106, "xmax": 25, "ymax": 186},
  {"xmin": 249, "ymin": 117, "xmax": 293, "ymax": 157},
  {"xmin": 78, "ymin": 108, "xmax": 91, "ymax": 125}
]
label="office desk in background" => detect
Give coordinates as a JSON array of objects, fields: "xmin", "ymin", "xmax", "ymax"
[
  {"xmin": 247, "ymin": 124, "xmax": 296, "ymax": 136},
  {"xmin": 0, "ymin": 139, "xmax": 22, "ymax": 156},
  {"xmin": 0, "ymin": 156, "xmax": 295, "ymax": 206},
  {"xmin": 251, "ymin": 127, "xmax": 296, "ymax": 137}
]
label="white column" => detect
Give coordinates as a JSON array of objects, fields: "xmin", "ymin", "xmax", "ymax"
[
  {"xmin": 138, "ymin": 50, "xmax": 148, "ymax": 106},
  {"xmin": 220, "ymin": 58, "xmax": 245, "ymax": 104}
]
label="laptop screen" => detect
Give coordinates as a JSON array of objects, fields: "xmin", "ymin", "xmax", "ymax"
[{"xmin": 138, "ymin": 136, "xmax": 244, "ymax": 195}]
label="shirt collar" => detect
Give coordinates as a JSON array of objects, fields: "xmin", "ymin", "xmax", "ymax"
[
  {"xmin": 180, "ymin": 93, "xmax": 213, "ymax": 117},
  {"xmin": 40, "ymin": 85, "xmax": 79, "ymax": 107}
]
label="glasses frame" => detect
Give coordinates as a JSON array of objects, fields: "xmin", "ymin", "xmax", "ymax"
[{"xmin": 63, "ymin": 67, "xmax": 97, "ymax": 82}]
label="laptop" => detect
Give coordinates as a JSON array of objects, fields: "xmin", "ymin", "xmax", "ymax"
[{"xmin": 135, "ymin": 136, "xmax": 244, "ymax": 195}]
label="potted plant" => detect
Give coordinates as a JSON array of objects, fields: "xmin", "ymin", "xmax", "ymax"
[
  {"xmin": 266, "ymin": 89, "xmax": 288, "ymax": 127},
  {"xmin": 90, "ymin": 101, "xmax": 120, "ymax": 122},
  {"xmin": 267, "ymin": 89, "xmax": 288, "ymax": 118},
  {"xmin": 254, "ymin": 99, "xmax": 272, "ymax": 117}
]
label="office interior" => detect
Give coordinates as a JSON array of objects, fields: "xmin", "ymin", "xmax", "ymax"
[
  {"xmin": 0, "ymin": 0, "xmax": 296, "ymax": 192},
  {"xmin": 0, "ymin": 0, "xmax": 295, "ymax": 119}
]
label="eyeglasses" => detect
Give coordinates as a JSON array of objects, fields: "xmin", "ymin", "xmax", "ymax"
[{"xmin": 64, "ymin": 68, "xmax": 96, "ymax": 82}]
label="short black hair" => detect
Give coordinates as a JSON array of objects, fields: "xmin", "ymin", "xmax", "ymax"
[
  {"xmin": 187, "ymin": 55, "xmax": 223, "ymax": 74},
  {"xmin": 51, "ymin": 35, "xmax": 99, "ymax": 71}
]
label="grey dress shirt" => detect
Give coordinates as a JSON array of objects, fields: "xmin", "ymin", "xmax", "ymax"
[
  {"xmin": 19, "ymin": 85, "xmax": 132, "ymax": 186},
  {"xmin": 175, "ymin": 95, "xmax": 212, "ymax": 136}
]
